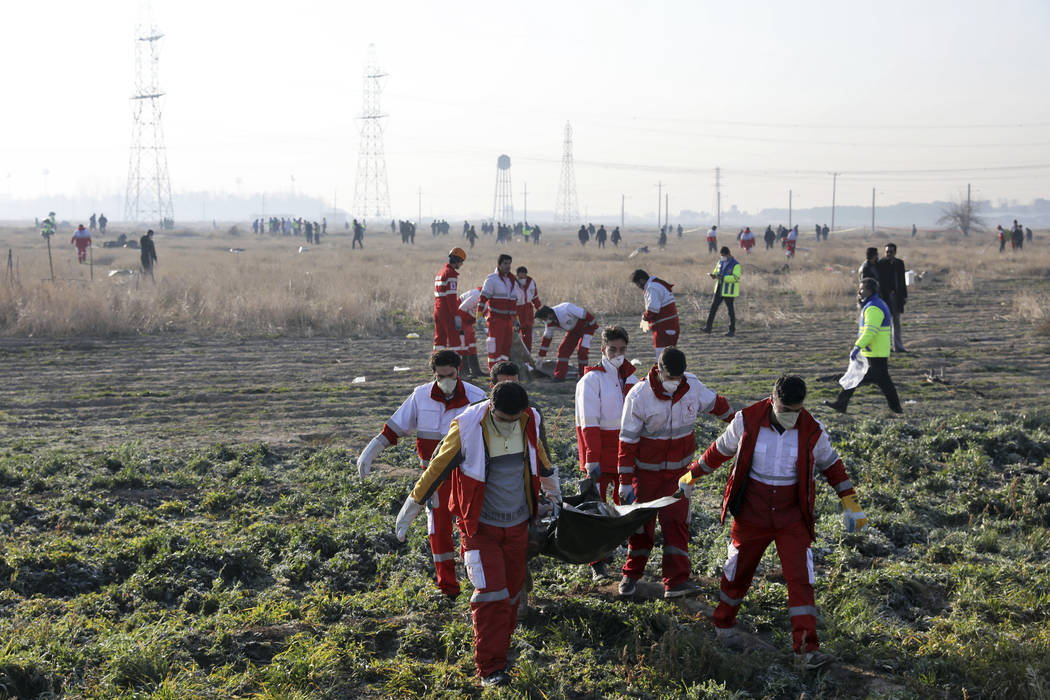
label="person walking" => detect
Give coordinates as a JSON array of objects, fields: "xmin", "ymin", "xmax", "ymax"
[
  {"xmin": 785, "ymin": 226, "xmax": 798, "ymax": 257},
  {"xmin": 574, "ymin": 326, "xmax": 639, "ymax": 579},
  {"xmin": 611, "ymin": 226, "xmax": 622, "ymax": 247},
  {"xmin": 394, "ymin": 381, "xmax": 559, "ymax": 687},
  {"xmin": 457, "ymin": 286, "xmax": 485, "ymax": 378},
  {"xmin": 433, "ymin": 247, "xmax": 466, "ymax": 354},
  {"xmin": 352, "ymin": 219, "xmax": 365, "ymax": 249},
  {"xmin": 876, "ymin": 243, "xmax": 908, "ymax": 352},
  {"xmin": 703, "ymin": 247, "xmax": 742, "ymax": 337},
  {"xmin": 140, "ymin": 229, "xmax": 158, "ymax": 281},
  {"xmin": 824, "ymin": 278, "xmax": 902, "ymax": 414},
  {"xmin": 617, "ymin": 347, "xmax": 733, "ymax": 599},
  {"xmin": 764, "ymin": 225, "xmax": 776, "ymax": 250},
  {"xmin": 535, "ymin": 303, "xmax": 599, "ymax": 381},
  {"xmin": 514, "ymin": 266, "xmax": 543, "ymax": 354},
  {"xmin": 596, "ymin": 225, "xmax": 607, "ymax": 248},
  {"xmin": 631, "ymin": 269, "xmax": 679, "ymax": 361},
  {"xmin": 706, "ymin": 225, "xmax": 718, "ymax": 253},
  {"xmin": 577, "ymin": 225, "xmax": 589, "ymax": 246},
  {"xmin": 479, "ymin": 254, "xmax": 518, "ymax": 371},
  {"xmin": 360, "ymin": 350, "xmax": 488, "ymax": 597},
  {"xmin": 71, "ymin": 224, "xmax": 91, "ymax": 263},
  {"xmin": 678, "ymin": 374, "xmax": 868, "ymax": 669},
  {"xmin": 739, "ymin": 227, "xmax": 755, "ymax": 255},
  {"xmin": 858, "ymin": 247, "xmax": 879, "ymax": 283}
]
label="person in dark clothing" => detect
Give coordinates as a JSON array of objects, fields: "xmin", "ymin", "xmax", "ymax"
[
  {"xmin": 858, "ymin": 247, "xmax": 879, "ymax": 285},
  {"xmin": 466, "ymin": 225, "xmax": 478, "ymax": 248},
  {"xmin": 98, "ymin": 213, "xmax": 108, "ymax": 234},
  {"xmin": 611, "ymin": 227, "xmax": 621, "ymax": 247},
  {"xmin": 596, "ymin": 225, "xmax": 607, "ymax": 248},
  {"xmin": 1026, "ymin": 226, "xmax": 1033, "ymax": 243},
  {"xmin": 578, "ymin": 225, "xmax": 589, "ymax": 246},
  {"xmin": 764, "ymin": 226, "xmax": 775, "ymax": 250},
  {"xmin": 140, "ymin": 229, "xmax": 158, "ymax": 281},
  {"xmin": 875, "ymin": 243, "xmax": 907, "ymax": 352},
  {"xmin": 352, "ymin": 219, "xmax": 365, "ymax": 249},
  {"xmin": 822, "ymin": 224, "xmax": 829, "ymax": 241}
]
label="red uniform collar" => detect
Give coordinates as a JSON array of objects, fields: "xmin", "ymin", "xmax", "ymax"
[
  {"xmin": 429, "ymin": 378, "xmax": 471, "ymax": 408},
  {"xmin": 646, "ymin": 365, "xmax": 688, "ymax": 402}
]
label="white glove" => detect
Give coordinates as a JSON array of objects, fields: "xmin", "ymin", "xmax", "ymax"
[
  {"xmin": 584, "ymin": 462, "xmax": 601, "ymax": 482},
  {"xmin": 395, "ymin": 496, "xmax": 424, "ymax": 542},
  {"xmin": 618, "ymin": 482, "xmax": 636, "ymax": 505},
  {"xmin": 356, "ymin": 436, "xmax": 385, "ymax": 477},
  {"xmin": 639, "ymin": 319, "xmax": 651, "ymax": 332},
  {"xmin": 540, "ymin": 467, "xmax": 562, "ymax": 503}
]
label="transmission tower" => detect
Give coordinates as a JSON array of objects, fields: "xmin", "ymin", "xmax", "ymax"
[
  {"xmin": 554, "ymin": 121, "xmax": 579, "ymax": 225},
  {"xmin": 492, "ymin": 155, "xmax": 514, "ymax": 224},
  {"xmin": 123, "ymin": 0, "xmax": 174, "ymax": 226},
  {"xmin": 353, "ymin": 44, "xmax": 391, "ymax": 220}
]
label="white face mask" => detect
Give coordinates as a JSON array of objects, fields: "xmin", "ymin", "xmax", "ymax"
[
  {"xmin": 606, "ymin": 354, "xmax": 625, "ymax": 368},
  {"xmin": 436, "ymin": 377, "xmax": 457, "ymax": 395},
  {"xmin": 774, "ymin": 410, "xmax": 799, "ymax": 429},
  {"xmin": 517, "ymin": 278, "xmax": 526, "ymax": 287},
  {"xmin": 720, "ymin": 256, "xmax": 728, "ymax": 262},
  {"xmin": 662, "ymin": 379, "xmax": 680, "ymax": 394}
]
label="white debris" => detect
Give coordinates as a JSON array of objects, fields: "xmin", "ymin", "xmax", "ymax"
[
  {"xmin": 352, "ymin": 376, "xmax": 367, "ymax": 384},
  {"xmin": 393, "ymin": 366, "xmax": 412, "ymax": 372},
  {"xmin": 298, "ymin": 246, "xmax": 309, "ymax": 254},
  {"xmin": 405, "ymin": 332, "xmax": 420, "ymax": 339}
]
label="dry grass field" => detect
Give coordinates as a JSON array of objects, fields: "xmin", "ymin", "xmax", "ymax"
[{"xmin": 1, "ymin": 221, "xmax": 1049, "ymax": 697}]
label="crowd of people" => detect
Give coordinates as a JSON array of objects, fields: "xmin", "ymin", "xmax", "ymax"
[{"xmin": 252, "ymin": 217, "xmax": 327, "ymax": 244}]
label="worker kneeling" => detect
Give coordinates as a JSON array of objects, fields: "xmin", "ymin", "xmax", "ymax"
[
  {"xmin": 395, "ymin": 381, "xmax": 560, "ymax": 688},
  {"xmin": 678, "ymin": 374, "xmax": 868, "ymax": 669}
]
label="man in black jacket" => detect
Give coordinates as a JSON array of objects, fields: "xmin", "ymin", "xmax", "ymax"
[
  {"xmin": 876, "ymin": 243, "xmax": 907, "ymax": 352},
  {"xmin": 140, "ymin": 230, "xmax": 158, "ymax": 282}
]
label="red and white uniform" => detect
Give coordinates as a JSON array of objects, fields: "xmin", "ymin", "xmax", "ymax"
[
  {"xmin": 433, "ymin": 263, "xmax": 461, "ymax": 353},
  {"xmin": 376, "ymin": 378, "xmax": 487, "ymax": 596},
  {"xmin": 575, "ymin": 357, "xmax": 639, "ymax": 501},
  {"xmin": 786, "ymin": 228, "xmax": 798, "ymax": 257},
  {"xmin": 515, "ymin": 276, "xmax": 543, "ymax": 353},
  {"xmin": 537, "ymin": 302, "xmax": 598, "ymax": 380},
  {"xmin": 479, "ymin": 269, "xmax": 518, "ymax": 370},
  {"xmin": 706, "ymin": 227, "xmax": 718, "ymax": 252},
  {"xmin": 618, "ymin": 366, "xmax": 732, "ymax": 588},
  {"xmin": 457, "ymin": 287, "xmax": 481, "ymax": 358},
  {"xmin": 71, "ymin": 228, "xmax": 92, "ymax": 262},
  {"xmin": 689, "ymin": 398, "xmax": 854, "ymax": 654},
  {"xmin": 740, "ymin": 228, "xmax": 755, "ymax": 254},
  {"xmin": 642, "ymin": 276, "xmax": 679, "ymax": 356}
]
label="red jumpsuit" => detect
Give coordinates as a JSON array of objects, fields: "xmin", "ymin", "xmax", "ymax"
[
  {"xmin": 537, "ymin": 302, "xmax": 598, "ymax": 380},
  {"xmin": 515, "ymin": 276, "xmax": 543, "ymax": 353},
  {"xmin": 72, "ymin": 229, "xmax": 92, "ymax": 263},
  {"xmin": 479, "ymin": 269, "xmax": 518, "ymax": 370},
  {"xmin": 457, "ymin": 288, "xmax": 481, "ymax": 360},
  {"xmin": 618, "ymin": 367, "xmax": 732, "ymax": 590},
  {"xmin": 689, "ymin": 398, "xmax": 856, "ymax": 653},
  {"xmin": 433, "ymin": 263, "xmax": 461, "ymax": 353},
  {"xmin": 642, "ymin": 276, "xmax": 679, "ymax": 355},
  {"xmin": 575, "ymin": 358, "xmax": 638, "ymax": 501}
]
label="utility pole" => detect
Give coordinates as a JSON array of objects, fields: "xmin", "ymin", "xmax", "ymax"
[
  {"xmin": 871, "ymin": 187, "xmax": 876, "ymax": 233},
  {"xmin": 657, "ymin": 181, "xmax": 662, "ymax": 231},
  {"xmin": 789, "ymin": 189, "xmax": 793, "ymax": 228},
  {"xmin": 715, "ymin": 166, "xmax": 721, "ymax": 227},
  {"xmin": 353, "ymin": 44, "xmax": 392, "ymax": 219},
  {"xmin": 830, "ymin": 172, "xmax": 839, "ymax": 232}
]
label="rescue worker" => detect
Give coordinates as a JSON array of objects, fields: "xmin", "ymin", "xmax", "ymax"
[
  {"xmin": 359, "ymin": 350, "xmax": 487, "ymax": 597},
  {"xmin": 677, "ymin": 374, "xmax": 867, "ymax": 669},
  {"xmin": 479, "ymin": 254, "xmax": 518, "ymax": 371},
  {"xmin": 739, "ymin": 227, "xmax": 755, "ymax": 255},
  {"xmin": 394, "ymin": 381, "xmax": 560, "ymax": 687},
  {"xmin": 433, "ymin": 248, "xmax": 466, "ymax": 355},
  {"xmin": 703, "ymin": 247, "xmax": 741, "ymax": 337},
  {"xmin": 997, "ymin": 225, "xmax": 1006, "ymax": 253},
  {"xmin": 617, "ymin": 347, "xmax": 733, "ymax": 599},
  {"xmin": 631, "ymin": 268, "xmax": 679, "ymax": 362},
  {"xmin": 824, "ymin": 278, "xmax": 902, "ymax": 414},
  {"xmin": 574, "ymin": 326, "xmax": 639, "ymax": 580},
  {"xmin": 876, "ymin": 243, "xmax": 907, "ymax": 352},
  {"xmin": 786, "ymin": 225, "xmax": 798, "ymax": 257},
  {"xmin": 457, "ymin": 286, "xmax": 484, "ymax": 377},
  {"xmin": 514, "ymin": 266, "xmax": 543, "ymax": 354},
  {"xmin": 140, "ymin": 229, "xmax": 157, "ymax": 281},
  {"xmin": 706, "ymin": 225, "xmax": 718, "ymax": 253},
  {"xmin": 71, "ymin": 224, "xmax": 91, "ymax": 263},
  {"xmin": 535, "ymin": 303, "xmax": 599, "ymax": 381}
]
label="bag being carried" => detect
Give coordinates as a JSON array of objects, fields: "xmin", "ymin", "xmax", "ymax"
[{"xmin": 838, "ymin": 354, "xmax": 869, "ymax": 390}]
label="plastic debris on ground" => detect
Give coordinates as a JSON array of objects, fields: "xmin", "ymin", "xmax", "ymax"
[
  {"xmin": 352, "ymin": 376, "xmax": 367, "ymax": 384},
  {"xmin": 838, "ymin": 355, "xmax": 869, "ymax": 390},
  {"xmin": 405, "ymin": 332, "xmax": 420, "ymax": 339},
  {"xmin": 393, "ymin": 366, "xmax": 411, "ymax": 372}
]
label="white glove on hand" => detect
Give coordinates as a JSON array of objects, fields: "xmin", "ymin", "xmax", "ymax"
[
  {"xmin": 356, "ymin": 436, "xmax": 385, "ymax": 477},
  {"xmin": 584, "ymin": 462, "xmax": 601, "ymax": 482},
  {"xmin": 639, "ymin": 319, "xmax": 651, "ymax": 332},
  {"xmin": 618, "ymin": 482, "xmax": 636, "ymax": 505},
  {"xmin": 540, "ymin": 467, "xmax": 562, "ymax": 503},
  {"xmin": 395, "ymin": 496, "xmax": 424, "ymax": 542}
]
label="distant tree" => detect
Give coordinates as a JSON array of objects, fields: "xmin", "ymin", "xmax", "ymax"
[{"xmin": 937, "ymin": 194, "xmax": 986, "ymax": 237}]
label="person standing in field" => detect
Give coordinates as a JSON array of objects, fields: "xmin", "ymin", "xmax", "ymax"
[
  {"xmin": 824, "ymin": 278, "xmax": 902, "ymax": 414},
  {"xmin": 632, "ymin": 268, "xmax": 679, "ymax": 362},
  {"xmin": 394, "ymin": 380, "xmax": 559, "ymax": 687},
  {"xmin": 71, "ymin": 224, "xmax": 91, "ymax": 263},
  {"xmin": 703, "ymin": 246, "xmax": 742, "ymax": 337},
  {"xmin": 479, "ymin": 254, "xmax": 518, "ymax": 371},
  {"xmin": 574, "ymin": 325, "xmax": 639, "ymax": 580},
  {"xmin": 785, "ymin": 225, "xmax": 798, "ymax": 257},
  {"xmin": 98, "ymin": 213, "xmax": 107, "ymax": 234},
  {"xmin": 140, "ymin": 229, "xmax": 157, "ymax": 281},
  {"xmin": 876, "ymin": 243, "xmax": 907, "ymax": 352},
  {"xmin": 764, "ymin": 225, "xmax": 776, "ymax": 250},
  {"xmin": 858, "ymin": 247, "xmax": 879, "ymax": 283},
  {"xmin": 89, "ymin": 213, "xmax": 97, "ymax": 232},
  {"xmin": 577, "ymin": 225, "xmax": 589, "ymax": 246},
  {"xmin": 617, "ymin": 347, "xmax": 733, "ymax": 599},
  {"xmin": 611, "ymin": 226, "xmax": 621, "ymax": 247},
  {"xmin": 361, "ymin": 350, "xmax": 488, "ymax": 598},
  {"xmin": 596, "ymin": 225, "xmax": 607, "ymax": 248},
  {"xmin": 434, "ymin": 247, "xmax": 466, "ymax": 354},
  {"xmin": 678, "ymin": 374, "xmax": 868, "ymax": 669},
  {"xmin": 514, "ymin": 266, "xmax": 542, "ymax": 354},
  {"xmin": 740, "ymin": 227, "xmax": 755, "ymax": 255},
  {"xmin": 535, "ymin": 303, "xmax": 599, "ymax": 382},
  {"xmin": 457, "ymin": 286, "xmax": 485, "ymax": 378},
  {"xmin": 706, "ymin": 225, "xmax": 718, "ymax": 253},
  {"xmin": 352, "ymin": 219, "xmax": 365, "ymax": 249}
]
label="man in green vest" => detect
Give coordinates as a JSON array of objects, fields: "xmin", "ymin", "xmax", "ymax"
[
  {"xmin": 824, "ymin": 278, "xmax": 902, "ymax": 414},
  {"xmin": 703, "ymin": 246, "xmax": 742, "ymax": 337}
]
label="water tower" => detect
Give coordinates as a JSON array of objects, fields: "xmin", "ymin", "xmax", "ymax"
[{"xmin": 492, "ymin": 154, "xmax": 514, "ymax": 224}]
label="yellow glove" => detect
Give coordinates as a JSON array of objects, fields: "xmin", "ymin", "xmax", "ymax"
[
  {"xmin": 639, "ymin": 319, "xmax": 651, "ymax": 332},
  {"xmin": 840, "ymin": 494, "xmax": 868, "ymax": 532},
  {"xmin": 677, "ymin": 470, "xmax": 698, "ymax": 499}
]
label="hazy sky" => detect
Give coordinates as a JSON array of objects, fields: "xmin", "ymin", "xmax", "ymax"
[{"xmin": 4, "ymin": 0, "xmax": 1050, "ymax": 219}]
